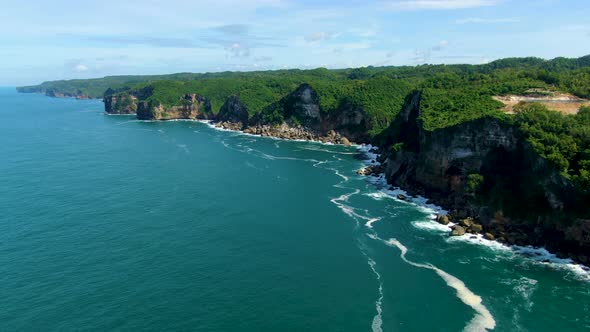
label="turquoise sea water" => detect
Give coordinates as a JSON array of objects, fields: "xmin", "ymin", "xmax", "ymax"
[{"xmin": 0, "ymin": 87, "xmax": 588, "ymax": 331}]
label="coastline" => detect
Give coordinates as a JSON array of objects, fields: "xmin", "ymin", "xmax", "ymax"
[
  {"xmin": 15, "ymin": 87, "xmax": 588, "ymax": 281},
  {"xmin": 199, "ymin": 118, "xmax": 590, "ymax": 279},
  {"xmin": 355, "ymin": 147, "xmax": 590, "ymax": 280}
]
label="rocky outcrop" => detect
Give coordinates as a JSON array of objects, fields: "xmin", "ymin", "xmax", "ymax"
[
  {"xmin": 208, "ymin": 84, "xmax": 370, "ymax": 145},
  {"xmin": 246, "ymin": 84, "xmax": 370, "ymax": 144},
  {"xmin": 104, "ymin": 94, "xmax": 138, "ymax": 114},
  {"xmin": 216, "ymin": 96, "xmax": 249, "ymax": 129},
  {"xmin": 136, "ymin": 94, "xmax": 212, "ymax": 120},
  {"xmin": 281, "ymin": 83, "xmax": 322, "ymax": 129},
  {"xmin": 324, "ymin": 101, "xmax": 371, "ymax": 143},
  {"xmin": 378, "ymin": 91, "xmax": 590, "ymax": 265}
]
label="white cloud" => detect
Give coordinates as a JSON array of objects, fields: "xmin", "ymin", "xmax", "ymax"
[
  {"xmin": 74, "ymin": 64, "xmax": 88, "ymax": 71},
  {"xmin": 564, "ymin": 25, "xmax": 588, "ymax": 31},
  {"xmin": 304, "ymin": 32, "xmax": 341, "ymax": 43},
  {"xmin": 350, "ymin": 25, "xmax": 379, "ymax": 37},
  {"xmin": 380, "ymin": 0, "xmax": 498, "ymax": 11},
  {"xmin": 456, "ymin": 17, "xmax": 520, "ymax": 24},
  {"xmin": 432, "ymin": 40, "xmax": 449, "ymax": 51},
  {"xmin": 226, "ymin": 43, "xmax": 250, "ymax": 57}
]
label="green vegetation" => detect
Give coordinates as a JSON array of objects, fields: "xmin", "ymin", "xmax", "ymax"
[
  {"xmin": 419, "ymin": 88, "xmax": 506, "ymax": 131},
  {"xmin": 466, "ymin": 173, "xmax": 485, "ymax": 192},
  {"xmin": 514, "ymin": 103, "xmax": 590, "ymax": 191},
  {"xmin": 17, "ymin": 55, "xmax": 590, "ymax": 173}
]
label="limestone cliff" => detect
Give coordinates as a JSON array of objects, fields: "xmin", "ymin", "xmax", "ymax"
[
  {"xmin": 216, "ymin": 96, "xmax": 249, "ymax": 128},
  {"xmin": 378, "ymin": 91, "xmax": 590, "ymax": 263},
  {"xmin": 104, "ymin": 94, "xmax": 138, "ymax": 115},
  {"xmin": 135, "ymin": 94, "xmax": 212, "ymax": 120},
  {"xmin": 248, "ymin": 84, "xmax": 371, "ymax": 143}
]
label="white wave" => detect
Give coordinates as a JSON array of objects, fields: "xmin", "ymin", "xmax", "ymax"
[
  {"xmin": 367, "ymin": 257, "xmax": 384, "ymax": 332},
  {"xmin": 504, "ymin": 277, "xmax": 538, "ymax": 312},
  {"xmin": 326, "ymin": 167, "xmax": 349, "ymax": 182},
  {"xmin": 312, "ymin": 160, "xmax": 329, "ymax": 168},
  {"xmin": 446, "ymin": 233, "xmax": 511, "ymax": 252},
  {"xmin": 357, "ymin": 144, "xmax": 380, "ymax": 165},
  {"xmin": 159, "ymin": 118, "xmax": 200, "ymax": 122},
  {"xmin": 445, "ymin": 235, "xmax": 590, "ymax": 281},
  {"xmin": 511, "ymin": 246, "xmax": 590, "ymax": 282},
  {"xmin": 177, "ymin": 144, "xmax": 190, "ymax": 154},
  {"xmin": 365, "ymin": 218, "xmax": 382, "ymax": 229},
  {"xmin": 412, "ymin": 220, "xmax": 453, "ymax": 233},
  {"xmin": 371, "ymin": 236, "xmax": 496, "ymax": 331},
  {"xmin": 302, "ymin": 146, "xmax": 359, "ymax": 155}
]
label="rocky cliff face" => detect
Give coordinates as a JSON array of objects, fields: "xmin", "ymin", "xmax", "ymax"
[
  {"xmin": 104, "ymin": 94, "xmax": 138, "ymax": 114},
  {"xmin": 247, "ymin": 84, "xmax": 371, "ymax": 143},
  {"xmin": 324, "ymin": 101, "xmax": 370, "ymax": 143},
  {"xmin": 136, "ymin": 94, "xmax": 212, "ymax": 120},
  {"xmin": 281, "ymin": 83, "xmax": 322, "ymax": 129},
  {"xmin": 380, "ymin": 92, "xmax": 590, "ymax": 263},
  {"xmin": 216, "ymin": 96, "xmax": 249, "ymax": 128}
]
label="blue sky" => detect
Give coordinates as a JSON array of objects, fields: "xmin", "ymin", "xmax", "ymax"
[{"xmin": 0, "ymin": 0, "xmax": 588, "ymax": 85}]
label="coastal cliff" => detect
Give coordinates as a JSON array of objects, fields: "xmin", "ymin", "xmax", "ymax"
[
  {"xmin": 102, "ymin": 83, "xmax": 590, "ymax": 264},
  {"xmin": 136, "ymin": 94, "xmax": 212, "ymax": 120},
  {"xmin": 377, "ymin": 92, "xmax": 590, "ymax": 264},
  {"xmin": 219, "ymin": 84, "xmax": 369, "ymax": 144},
  {"xmin": 17, "ymin": 86, "xmax": 91, "ymax": 99},
  {"xmin": 105, "ymin": 84, "xmax": 367, "ymax": 145}
]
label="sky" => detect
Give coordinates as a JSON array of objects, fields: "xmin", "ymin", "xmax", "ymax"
[{"xmin": 0, "ymin": 0, "xmax": 589, "ymax": 85}]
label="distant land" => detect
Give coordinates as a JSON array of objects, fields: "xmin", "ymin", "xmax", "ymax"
[{"xmin": 18, "ymin": 55, "xmax": 590, "ymax": 266}]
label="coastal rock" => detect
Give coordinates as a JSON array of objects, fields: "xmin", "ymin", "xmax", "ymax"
[
  {"xmin": 436, "ymin": 214, "xmax": 450, "ymax": 225},
  {"xmin": 470, "ymin": 224, "xmax": 483, "ymax": 233},
  {"xmin": 450, "ymin": 226, "xmax": 466, "ymax": 236},
  {"xmin": 340, "ymin": 137, "xmax": 352, "ymax": 146},
  {"xmin": 484, "ymin": 232, "xmax": 495, "ymax": 240},
  {"xmin": 397, "ymin": 194, "xmax": 407, "ymax": 201},
  {"xmin": 356, "ymin": 165, "xmax": 384, "ymax": 176},
  {"xmin": 460, "ymin": 218, "xmax": 474, "ymax": 228}
]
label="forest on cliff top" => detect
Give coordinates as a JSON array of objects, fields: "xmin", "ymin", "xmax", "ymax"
[{"xmin": 17, "ymin": 55, "xmax": 590, "ymax": 189}]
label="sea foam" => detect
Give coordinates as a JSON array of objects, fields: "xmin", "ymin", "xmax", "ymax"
[{"xmin": 374, "ymin": 236, "xmax": 496, "ymax": 332}]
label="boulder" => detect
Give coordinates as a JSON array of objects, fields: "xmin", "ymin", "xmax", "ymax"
[
  {"xmin": 397, "ymin": 194, "xmax": 407, "ymax": 201},
  {"xmin": 484, "ymin": 232, "xmax": 495, "ymax": 240},
  {"xmin": 357, "ymin": 168, "xmax": 369, "ymax": 175},
  {"xmin": 459, "ymin": 218, "xmax": 474, "ymax": 228},
  {"xmin": 470, "ymin": 224, "xmax": 483, "ymax": 233},
  {"xmin": 340, "ymin": 137, "xmax": 352, "ymax": 146},
  {"xmin": 436, "ymin": 214, "xmax": 450, "ymax": 225},
  {"xmin": 451, "ymin": 226, "xmax": 466, "ymax": 236}
]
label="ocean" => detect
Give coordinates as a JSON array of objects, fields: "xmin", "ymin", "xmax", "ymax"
[{"xmin": 0, "ymin": 87, "xmax": 588, "ymax": 331}]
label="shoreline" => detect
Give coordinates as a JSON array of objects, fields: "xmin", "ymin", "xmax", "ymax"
[
  {"xmin": 199, "ymin": 118, "xmax": 589, "ymax": 276},
  {"xmin": 16, "ymin": 90, "xmax": 99, "ymax": 100},
  {"xmin": 197, "ymin": 119, "xmax": 590, "ymax": 277},
  {"xmin": 96, "ymin": 112, "xmax": 590, "ymax": 278},
  {"xmin": 354, "ymin": 150, "xmax": 590, "ymax": 280}
]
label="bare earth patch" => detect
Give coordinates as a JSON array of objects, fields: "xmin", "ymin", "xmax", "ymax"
[{"xmin": 494, "ymin": 93, "xmax": 590, "ymax": 115}]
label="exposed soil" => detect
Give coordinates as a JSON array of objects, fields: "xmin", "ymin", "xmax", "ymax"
[{"xmin": 494, "ymin": 93, "xmax": 590, "ymax": 115}]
